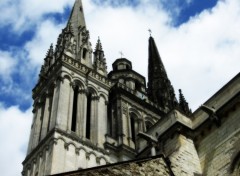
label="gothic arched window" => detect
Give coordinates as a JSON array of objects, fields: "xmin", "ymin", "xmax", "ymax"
[
  {"xmin": 82, "ymin": 48, "xmax": 87, "ymax": 59},
  {"xmin": 145, "ymin": 121, "xmax": 153, "ymax": 131},
  {"xmin": 130, "ymin": 113, "xmax": 139, "ymax": 144},
  {"xmin": 71, "ymin": 85, "xmax": 79, "ymax": 132},
  {"xmin": 86, "ymin": 92, "xmax": 92, "ymax": 139}
]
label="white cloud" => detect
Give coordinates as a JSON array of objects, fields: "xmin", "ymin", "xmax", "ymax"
[
  {"xmin": 0, "ymin": 104, "xmax": 32, "ymax": 176},
  {"xmin": 0, "ymin": 0, "xmax": 74, "ymax": 32},
  {"xmin": 25, "ymin": 20, "xmax": 65, "ymax": 66},
  {"xmin": 0, "ymin": 0, "xmax": 240, "ymax": 175},
  {"xmin": 83, "ymin": 0, "xmax": 240, "ymax": 110},
  {"xmin": 157, "ymin": 0, "xmax": 240, "ymax": 108},
  {"xmin": 0, "ymin": 51, "xmax": 17, "ymax": 81}
]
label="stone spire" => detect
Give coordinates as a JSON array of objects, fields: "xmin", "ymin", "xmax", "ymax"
[
  {"xmin": 68, "ymin": 0, "xmax": 86, "ymax": 42},
  {"xmin": 178, "ymin": 89, "xmax": 192, "ymax": 116},
  {"xmin": 93, "ymin": 37, "xmax": 107, "ymax": 76},
  {"xmin": 147, "ymin": 36, "xmax": 177, "ymax": 111},
  {"xmin": 53, "ymin": 0, "xmax": 92, "ymax": 67}
]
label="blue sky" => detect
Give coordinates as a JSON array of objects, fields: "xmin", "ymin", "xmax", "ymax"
[
  {"xmin": 0, "ymin": 0, "xmax": 219, "ymax": 111},
  {"xmin": 0, "ymin": 0, "xmax": 239, "ymax": 175}
]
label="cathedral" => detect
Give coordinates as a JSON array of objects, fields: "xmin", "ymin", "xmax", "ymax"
[{"xmin": 22, "ymin": 0, "xmax": 240, "ymax": 175}]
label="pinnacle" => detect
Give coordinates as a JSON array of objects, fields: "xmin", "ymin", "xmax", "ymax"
[
  {"xmin": 46, "ymin": 44, "xmax": 54, "ymax": 58},
  {"xmin": 95, "ymin": 37, "xmax": 103, "ymax": 51},
  {"xmin": 178, "ymin": 89, "xmax": 192, "ymax": 116}
]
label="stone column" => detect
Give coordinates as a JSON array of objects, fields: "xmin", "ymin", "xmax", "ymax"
[
  {"xmin": 32, "ymin": 159, "xmax": 36, "ymax": 176},
  {"xmin": 151, "ymin": 143, "xmax": 156, "ymax": 156},
  {"xmin": 42, "ymin": 147, "xmax": 49, "ymax": 176},
  {"xmin": 49, "ymin": 80, "xmax": 60, "ymax": 130},
  {"xmin": 27, "ymin": 107, "xmax": 37, "ymax": 154},
  {"xmin": 56, "ymin": 77, "xmax": 71, "ymax": 131},
  {"xmin": 32, "ymin": 102, "xmax": 44, "ymax": 149},
  {"xmin": 41, "ymin": 94, "xmax": 51, "ymax": 140},
  {"xmin": 37, "ymin": 153, "xmax": 43, "ymax": 176},
  {"xmin": 97, "ymin": 99, "xmax": 108, "ymax": 148},
  {"xmin": 26, "ymin": 166, "xmax": 30, "ymax": 176},
  {"xmin": 78, "ymin": 89, "xmax": 87, "ymax": 137},
  {"xmin": 122, "ymin": 114, "xmax": 129, "ymax": 146},
  {"xmin": 76, "ymin": 87, "xmax": 81, "ymax": 136},
  {"xmin": 50, "ymin": 77, "xmax": 71, "ymax": 131},
  {"xmin": 67, "ymin": 82, "xmax": 75, "ymax": 133},
  {"xmin": 91, "ymin": 96, "xmax": 99, "ymax": 144}
]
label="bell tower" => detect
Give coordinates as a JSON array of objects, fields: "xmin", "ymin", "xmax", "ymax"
[{"xmin": 22, "ymin": 1, "xmax": 112, "ymax": 175}]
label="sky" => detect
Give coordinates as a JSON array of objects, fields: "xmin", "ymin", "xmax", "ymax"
[{"xmin": 0, "ymin": 0, "xmax": 239, "ymax": 175}]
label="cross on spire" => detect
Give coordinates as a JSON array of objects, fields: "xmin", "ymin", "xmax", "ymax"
[
  {"xmin": 148, "ymin": 29, "xmax": 152, "ymax": 36},
  {"xmin": 119, "ymin": 51, "xmax": 124, "ymax": 58}
]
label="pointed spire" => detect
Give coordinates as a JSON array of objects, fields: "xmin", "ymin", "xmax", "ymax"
[
  {"xmin": 178, "ymin": 89, "xmax": 192, "ymax": 116},
  {"xmin": 93, "ymin": 37, "xmax": 107, "ymax": 76},
  {"xmin": 147, "ymin": 36, "xmax": 177, "ymax": 111},
  {"xmin": 95, "ymin": 37, "xmax": 103, "ymax": 51},
  {"xmin": 68, "ymin": 0, "xmax": 86, "ymax": 41},
  {"xmin": 47, "ymin": 43, "xmax": 54, "ymax": 58},
  {"xmin": 43, "ymin": 44, "xmax": 54, "ymax": 72},
  {"xmin": 148, "ymin": 36, "xmax": 167, "ymax": 79},
  {"xmin": 65, "ymin": 0, "xmax": 92, "ymax": 67}
]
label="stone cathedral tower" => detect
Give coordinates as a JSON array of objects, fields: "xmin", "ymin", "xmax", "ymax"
[
  {"xmin": 22, "ymin": 1, "xmax": 111, "ymax": 175},
  {"xmin": 23, "ymin": 0, "xmax": 240, "ymax": 176},
  {"xmin": 21, "ymin": 0, "xmax": 179, "ymax": 174},
  {"xmin": 22, "ymin": 0, "xmax": 190, "ymax": 175}
]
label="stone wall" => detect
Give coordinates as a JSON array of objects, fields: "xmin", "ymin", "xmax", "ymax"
[
  {"xmin": 197, "ymin": 103, "xmax": 240, "ymax": 176},
  {"xmin": 164, "ymin": 134, "xmax": 202, "ymax": 176}
]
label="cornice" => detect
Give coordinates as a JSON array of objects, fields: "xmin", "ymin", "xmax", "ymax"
[{"xmin": 62, "ymin": 54, "xmax": 112, "ymax": 90}]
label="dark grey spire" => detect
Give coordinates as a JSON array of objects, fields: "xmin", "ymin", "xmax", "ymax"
[{"xmin": 147, "ymin": 36, "xmax": 177, "ymax": 111}]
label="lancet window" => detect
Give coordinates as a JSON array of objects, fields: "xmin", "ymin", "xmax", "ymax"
[
  {"xmin": 86, "ymin": 92, "xmax": 92, "ymax": 139},
  {"xmin": 71, "ymin": 85, "xmax": 79, "ymax": 132}
]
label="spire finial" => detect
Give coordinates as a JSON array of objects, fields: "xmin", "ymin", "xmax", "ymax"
[
  {"xmin": 148, "ymin": 29, "xmax": 152, "ymax": 36},
  {"xmin": 119, "ymin": 51, "xmax": 124, "ymax": 58}
]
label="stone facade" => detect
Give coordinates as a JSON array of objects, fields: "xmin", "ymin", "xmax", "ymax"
[{"xmin": 22, "ymin": 0, "xmax": 240, "ymax": 176}]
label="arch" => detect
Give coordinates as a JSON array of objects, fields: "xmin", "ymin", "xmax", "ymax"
[
  {"xmin": 88, "ymin": 151, "xmax": 97, "ymax": 158},
  {"xmin": 78, "ymin": 146, "xmax": 88, "ymax": 153},
  {"xmin": 62, "ymin": 73, "xmax": 72, "ymax": 82},
  {"xmin": 87, "ymin": 85, "xmax": 98, "ymax": 96},
  {"xmin": 145, "ymin": 120, "xmax": 154, "ymax": 131},
  {"xmin": 129, "ymin": 108, "xmax": 141, "ymax": 120},
  {"xmin": 66, "ymin": 142, "xmax": 77, "ymax": 149},
  {"xmin": 129, "ymin": 112, "xmax": 139, "ymax": 145},
  {"xmin": 144, "ymin": 116, "xmax": 156, "ymax": 125},
  {"xmin": 99, "ymin": 93, "xmax": 107, "ymax": 102},
  {"xmin": 98, "ymin": 156, "xmax": 108, "ymax": 163},
  {"xmin": 72, "ymin": 78, "xmax": 85, "ymax": 89},
  {"xmin": 56, "ymin": 137, "xmax": 67, "ymax": 144},
  {"xmin": 61, "ymin": 70, "xmax": 72, "ymax": 79}
]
